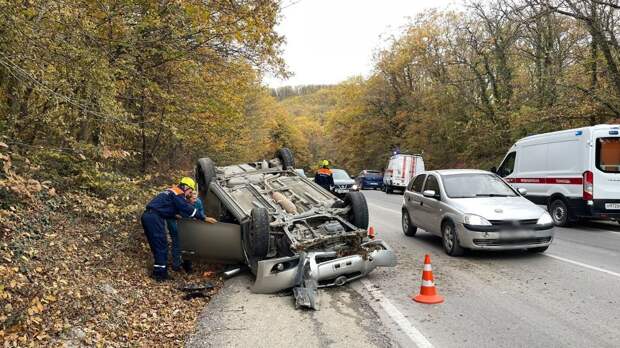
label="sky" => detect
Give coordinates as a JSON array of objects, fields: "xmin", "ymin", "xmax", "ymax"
[{"xmin": 265, "ymin": 0, "xmax": 458, "ymax": 88}]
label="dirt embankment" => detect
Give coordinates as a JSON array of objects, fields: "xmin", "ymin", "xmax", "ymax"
[{"xmin": 0, "ymin": 144, "xmax": 221, "ymax": 346}]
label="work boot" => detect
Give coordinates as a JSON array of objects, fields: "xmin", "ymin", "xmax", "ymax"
[
  {"xmin": 182, "ymin": 260, "xmax": 193, "ymax": 274},
  {"xmin": 152, "ymin": 267, "xmax": 171, "ymax": 282}
]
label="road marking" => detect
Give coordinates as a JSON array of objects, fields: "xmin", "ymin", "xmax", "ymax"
[
  {"xmin": 545, "ymin": 254, "xmax": 620, "ymax": 278},
  {"xmin": 361, "ymin": 279, "xmax": 434, "ymax": 348},
  {"xmin": 367, "ymin": 202, "xmax": 400, "ymax": 215}
]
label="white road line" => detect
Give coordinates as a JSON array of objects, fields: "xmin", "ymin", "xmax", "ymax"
[
  {"xmin": 545, "ymin": 254, "xmax": 620, "ymax": 279},
  {"xmin": 367, "ymin": 202, "xmax": 400, "ymax": 215},
  {"xmin": 360, "ymin": 279, "xmax": 434, "ymax": 348}
]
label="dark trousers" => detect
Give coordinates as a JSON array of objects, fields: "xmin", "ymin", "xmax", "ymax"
[
  {"xmin": 166, "ymin": 219, "xmax": 182, "ymax": 268},
  {"xmin": 141, "ymin": 211, "xmax": 168, "ymax": 272}
]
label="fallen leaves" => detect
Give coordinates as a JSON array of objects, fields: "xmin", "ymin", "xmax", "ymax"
[{"xmin": 0, "ymin": 148, "xmax": 223, "ymax": 346}]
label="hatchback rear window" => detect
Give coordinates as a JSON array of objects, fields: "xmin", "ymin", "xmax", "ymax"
[
  {"xmin": 596, "ymin": 137, "xmax": 620, "ymax": 173},
  {"xmin": 365, "ymin": 171, "xmax": 382, "ymax": 178}
]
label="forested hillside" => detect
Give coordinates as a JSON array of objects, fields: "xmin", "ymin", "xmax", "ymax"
[
  {"xmin": 3, "ymin": 0, "xmax": 620, "ymax": 344},
  {"xmin": 279, "ymin": 1, "xmax": 620, "ymax": 174}
]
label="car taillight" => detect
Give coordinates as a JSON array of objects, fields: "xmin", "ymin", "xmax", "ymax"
[{"xmin": 583, "ymin": 170, "xmax": 593, "ymax": 200}]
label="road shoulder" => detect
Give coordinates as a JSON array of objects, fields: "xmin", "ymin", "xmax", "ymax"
[{"xmin": 187, "ymin": 273, "xmax": 396, "ymax": 348}]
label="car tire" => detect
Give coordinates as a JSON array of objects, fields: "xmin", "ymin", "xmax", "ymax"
[
  {"xmin": 344, "ymin": 191, "xmax": 369, "ymax": 229},
  {"xmin": 442, "ymin": 220, "xmax": 464, "ymax": 256},
  {"xmin": 386, "ymin": 185, "xmax": 393, "ymax": 194},
  {"xmin": 527, "ymin": 246, "xmax": 549, "ymax": 253},
  {"xmin": 276, "ymin": 148, "xmax": 295, "ymax": 170},
  {"xmin": 549, "ymin": 199, "xmax": 572, "ymax": 227},
  {"xmin": 195, "ymin": 157, "xmax": 216, "ymax": 200},
  {"xmin": 245, "ymin": 207, "xmax": 270, "ymax": 260},
  {"xmin": 402, "ymin": 210, "xmax": 417, "ymax": 236}
]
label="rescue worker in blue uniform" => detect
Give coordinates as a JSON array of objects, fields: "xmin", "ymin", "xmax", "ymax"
[
  {"xmin": 166, "ymin": 193, "xmax": 204, "ymax": 273},
  {"xmin": 314, "ymin": 160, "xmax": 334, "ymax": 192},
  {"xmin": 141, "ymin": 177, "xmax": 217, "ymax": 281}
]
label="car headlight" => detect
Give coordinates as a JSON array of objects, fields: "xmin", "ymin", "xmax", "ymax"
[
  {"xmin": 351, "ymin": 184, "xmax": 358, "ymax": 190},
  {"xmin": 463, "ymin": 214, "xmax": 492, "ymax": 226},
  {"xmin": 537, "ymin": 212, "xmax": 553, "ymax": 225}
]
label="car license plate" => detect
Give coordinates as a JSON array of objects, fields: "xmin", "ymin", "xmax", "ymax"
[
  {"xmin": 500, "ymin": 230, "xmax": 533, "ymax": 239},
  {"xmin": 605, "ymin": 203, "xmax": 620, "ymax": 210},
  {"xmin": 370, "ymin": 182, "xmax": 377, "ymax": 185},
  {"xmin": 335, "ymin": 188, "xmax": 348, "ymax": 193}
]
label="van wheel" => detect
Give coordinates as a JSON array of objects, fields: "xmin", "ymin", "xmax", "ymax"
[
  {"xmin": 442, "ymin": 220, "xmax": 464, "ymax": 256},
  {"xmin": 549, "ymin": 199, "xmax": 572, "ymax": 227},
  {"xmin": 402, "ymin": 211, "xmax": 417, "ymax": 236},
  {"xmin": 385, "ymin": 185, "xmax": 393, "ymax": 194}
]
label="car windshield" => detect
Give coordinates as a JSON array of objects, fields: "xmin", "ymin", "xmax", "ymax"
[
  {"xmin": 442, "ymin": 173, "xmax": 517, "ymax": 198},
  {"xmin": 332, "ymin": 169, "xmax": 351, "ymax": 180}
]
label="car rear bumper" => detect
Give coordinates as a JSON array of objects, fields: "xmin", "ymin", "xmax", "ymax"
[
  {"xmin": 456, "ymin": 223, "xmax": 555, "ymax": 250},
  {"xmin": 251, "ymin": 239, "xmax": 397, "ymax": 294}
]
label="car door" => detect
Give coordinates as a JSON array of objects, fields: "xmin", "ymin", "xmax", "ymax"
[
  {"xmin": 418, "ymin": 174, "xmax": 442, "ymax": 234},
  {"xmin": 404, "ymin": 174, "xmax": 426, "ymax": 227},
  {"xmin": 178, "ymin": 220, "xmax": 244, "ymax": 263},
  {"xmin": 177, "ymin": 187, "xmax": 244, "ymax": 263}
]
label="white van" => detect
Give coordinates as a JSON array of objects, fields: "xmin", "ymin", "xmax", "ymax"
[
  {"xmin": 383, "ymin": 154, "xmax": 425, "ymax": 193},
  {"xmin": 494, "ymin": 124, "xmax": 620, "ymax": 226}
]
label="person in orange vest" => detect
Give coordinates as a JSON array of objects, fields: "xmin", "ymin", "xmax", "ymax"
[
  {"xmin": 141, "ymin": 177, "xmax": 217, "ymax": 281},
  {"xmin": 314, "ymin": 160, "xmax": 334, "ymax": 191}
]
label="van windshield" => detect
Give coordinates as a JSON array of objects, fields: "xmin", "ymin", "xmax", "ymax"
[
  {"xmin": 442, "ymin": 173, "xmax": 517, "ymax": 198},
  {"xmin": 596, "ymin": 137, "xmax": 620, "ymax": 173}
]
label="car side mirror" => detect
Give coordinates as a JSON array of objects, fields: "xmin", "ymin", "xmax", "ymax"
[
  {"xmin": 423, "ymin": 190, "xmax": 437, "ymax": 198},
  {"xmin": 517, "ymin": 187, "xmax": 527, "ymax": 196},
  {"xmin": 490, "ymin": 166, "xmax": 497, "ymax": 174}
]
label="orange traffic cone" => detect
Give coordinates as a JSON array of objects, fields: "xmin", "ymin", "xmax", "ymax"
[
  {"xmin": 368, "ymin": 226, "xmax": 375, "ymax": 239},
  {"xmin": 412, "ymin": 254, "xmax": 444, "ymax": 304}
]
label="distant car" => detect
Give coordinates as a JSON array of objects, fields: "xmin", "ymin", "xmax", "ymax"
[
  {"xmin": 384, "ymin": 154, "xmax": 425, "ymax": 194},
  {"xmin": 402, "ymin": 169, "xmax": 555, "ymax": 256},
  {"xmin": 331, "ymin": 168, "xmax": 358, "ymax": 197},
  {"xmin": 356, "ymin": 170, "xmax": 383, "ymax": 190}
]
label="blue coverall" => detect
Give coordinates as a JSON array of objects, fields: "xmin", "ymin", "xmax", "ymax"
[
  {"xmin": 166, "ymin": 197, "xmax": 204, "ymax": 269},
  {"xmin": 141, "ymin": 186, "xmax": 206, "ymax": 279}
]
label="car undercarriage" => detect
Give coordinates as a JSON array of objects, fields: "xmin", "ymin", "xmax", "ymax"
[{"xmin": 179, "ymin": 148, "xmax": 397, "ymax": 309}]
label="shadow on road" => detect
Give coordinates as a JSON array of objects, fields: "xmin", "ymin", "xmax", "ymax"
[
  {"xmin": 409, "ymin": 231, "xmax": 549, "ymax": 261},
  {"xmin": 569, "ymin": 220, "xmax": 620, "ymax": 232}
]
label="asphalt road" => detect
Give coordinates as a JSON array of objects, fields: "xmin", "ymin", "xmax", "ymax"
[
  {"xmin": 189, "ymin": 190, "xmax": 620, "ymax": 347},
  {"xmin": 362, "ymin": 189, "xmax": 620, "ymax": 348}
]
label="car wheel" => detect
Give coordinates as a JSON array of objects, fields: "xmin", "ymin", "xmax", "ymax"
[
  {"xmin": 344, "ymin": 191, "xmax": 369, "ymax": 229},
  {"xmin": 386, "ymin": 185, "xmax": 393, "ymax": 194},
  {"xmin": 244, "ymin": 207, "xmax": 270, "ymax": 261},
  {"xmin": 549, "ymin": 199, "xmax": 572, "ymax": 227},
  {"xmin": 527, "ymin": 246, "xmax": 549, "ymax": 253},
  {"xmin": 442, "ymin": 220, "xmax": 464, "ymax": 256},
  {"xmin": 276, "ymin": 148, "xmax": 295, "ymax": 170},
  {"xmin": 195, "ymin": 157, "xmax": 216, "ymax": 200},
  {"xmin": 402, "ymin": 211, "xmax": 417, "ymax": 236}
]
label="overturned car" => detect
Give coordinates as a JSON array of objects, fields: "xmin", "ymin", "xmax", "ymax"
[{"xmin": 177, "ymin": 148, "xmax": 397, "ymax": 309}]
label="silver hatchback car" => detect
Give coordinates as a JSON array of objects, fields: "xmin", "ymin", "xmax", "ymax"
[{"xmin": 402, "ymin": 169, "xmax": 555, "ymax": 256}]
